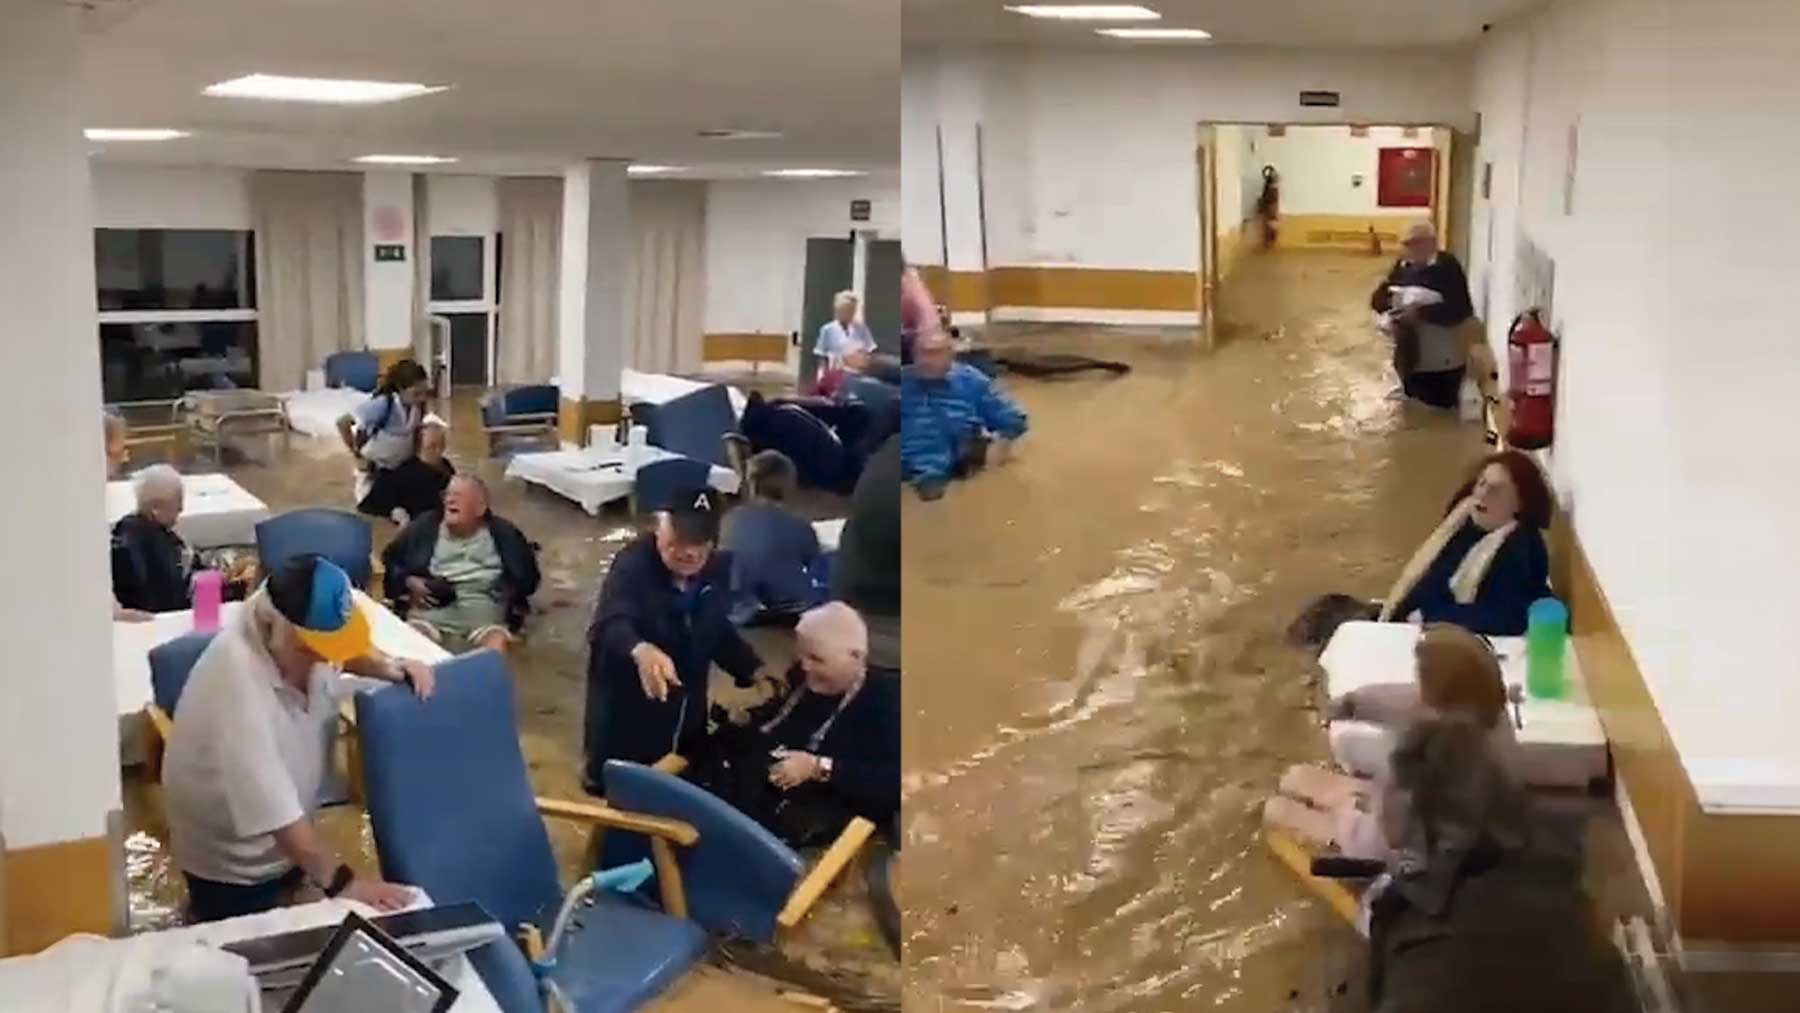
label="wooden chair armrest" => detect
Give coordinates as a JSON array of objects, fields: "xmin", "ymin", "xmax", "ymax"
[
  {"xmin": 535, "ymin": 797, "xmax": 699, "ymax": 847},
  {"xmin": 777, "ymin": 816, "xmax": 876, "ymax": 929},
  {"xmin": 146, "ymin": 703, "xmax": 173, "ymax": 742}
]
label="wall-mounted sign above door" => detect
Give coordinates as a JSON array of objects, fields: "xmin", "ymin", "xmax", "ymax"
[
  {"xmin": 374, "ymin": 244, "xmax": 407, "ymax": 263},
  {"xmin": 1299, "ymin": 90, "xmax": 1341, "ymax": 107},
  {"xmin": 850, "ymin": 199, "xmax": 872, "ymax": 223}
]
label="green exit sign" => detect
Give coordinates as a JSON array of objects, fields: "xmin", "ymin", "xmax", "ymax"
[{"xmin": 373, "ymin": 244, "xmax": 407, "ymax": 263}]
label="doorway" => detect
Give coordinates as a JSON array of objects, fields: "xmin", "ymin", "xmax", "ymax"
[
  {"xmin": 800, "ymin": 236, "xmax": 854, "ymax": 390},
  {"xmin": 429, "ymin": 233, "xmax": 497, "ymax": 388},
  {"xmin": 863, "ymin": 238, "xmax": 904, "ymax": 355}
]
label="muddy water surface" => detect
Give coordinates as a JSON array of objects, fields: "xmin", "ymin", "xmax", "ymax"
[{"xmin": 900, "ymin": 251, "xmax": 1629, "ymax": 1011}]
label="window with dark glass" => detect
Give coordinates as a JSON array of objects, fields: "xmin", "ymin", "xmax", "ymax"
[
  {"xmin": 94, "ymin": 229, "xmax": 255, "ymax": 311},
  {"xmin": 430, "ymin": 235, "xmax": 485, "ymax": 302},
  {"xmin": 94, "ymin": 228, "xmax": 260, "ymax": 402}
]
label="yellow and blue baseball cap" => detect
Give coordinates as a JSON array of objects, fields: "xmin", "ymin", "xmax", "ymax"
[{"xmin": 266, "ymin": 555, "xmax": 372, "ymax": 665}]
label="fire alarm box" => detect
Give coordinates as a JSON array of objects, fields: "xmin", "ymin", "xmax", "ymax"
[{"xmin": 1378, "ymin": 147, "xmax": 1436, "ymax": 208}]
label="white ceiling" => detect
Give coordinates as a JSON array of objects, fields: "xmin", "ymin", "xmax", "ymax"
[
  {"xmin": 902, "ymin": 0, "xmax": 1546, "ymax": 48},
  {"xmin": 77, "ymin": 0, "xmax": 899, "ymax": 179}
]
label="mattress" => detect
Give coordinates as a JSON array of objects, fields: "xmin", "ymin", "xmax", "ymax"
[
  {"xmin": 621, "ymin": 369, "xmax": 749, "ymax": 417},
  {"xmin": 280, "ymin": 387, "xmax": 371, "ymax": 439},
  {"xmin": 1322, "ymin": 621, "xmax": 1609, "ymax": 790},
  {"xmin": 505, "ymin": 444, "xmax": 741, "ymax": 516}
]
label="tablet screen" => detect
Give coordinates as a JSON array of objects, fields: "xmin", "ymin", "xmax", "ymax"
[{"xmin": 283, "ymin": 913, "xmax": 457, "ymax": 1013}]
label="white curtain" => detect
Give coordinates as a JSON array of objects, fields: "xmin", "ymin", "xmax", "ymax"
[
  {"xmin": 250, "ymin": 171, "xmax": 364, "ymax": 391},
  {"xmin": 497, "ymin": 177, "xmax": 563, "ymax": 384},
  {"xmin": 410, "ymin": 173, "xmax": 433, "ymax": 368},
  {"xmin": 626, "ymin": 181, "xmax": 706, "ymax": 375}
]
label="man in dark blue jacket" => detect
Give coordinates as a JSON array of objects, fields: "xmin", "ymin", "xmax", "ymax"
[{"xmin": 583, "ymin": 489, "xmax": 765, "ymax": 794}]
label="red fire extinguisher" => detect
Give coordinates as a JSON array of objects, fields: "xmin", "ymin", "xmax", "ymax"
[{"xmin": 1506, "ymin": 310, "xmax": 1556, "ymax": 450}]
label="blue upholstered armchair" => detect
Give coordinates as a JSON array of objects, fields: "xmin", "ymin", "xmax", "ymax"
[
  {"xmin": 324, "ymin": 350, "xmax": 381, "ymax": 392},
  {"xmin": 480, "ymin": 384, "xmax": 562, "ymax": 456},
  {"xmin": 254, "ymin": 509, "xmax": 373, "ymax": 586},
  {"xmin": 353, "ymin": 650, "xmax": 874, "ymax": 1012}
]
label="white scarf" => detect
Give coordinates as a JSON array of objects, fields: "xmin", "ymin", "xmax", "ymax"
[{"xmin": 1378, "ymin": 498, "xmax": 1519, "ymax": 621}]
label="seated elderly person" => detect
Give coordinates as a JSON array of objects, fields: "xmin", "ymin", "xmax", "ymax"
[
  {"xmin": 900, "ymin": 326, "xmax": 1029, "ymax": 500},
  {"xmin": 105, "ymin": 410, "xmax": 153, "ymax": 623},
  {"xmin": 110, "ymin": 464, "xmax": 252, "ymax": 614},
  {"xmin": 814, "ymin": 290, "xmax": 878, "ymax": 398},
  {"xmin": 162, "ymin": 556, "xmax": 432, "ymax": 922},
  {"xmin": 722, "ymin": 451, "xmax": 826, "ymax": 626},
  {"xmin": 692, "ymin": 602, "xmax": 900, "ymax": 846},
  {"xmin": 382, "ymin": 475, "xmax": 539, "ymax": 653}
]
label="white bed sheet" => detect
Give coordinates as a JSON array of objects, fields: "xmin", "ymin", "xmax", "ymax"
[
  {"xmin": 279, "ymin": 387, "xmax": 370, "ymax": 439},
  {"xmin": 619, "ymin": 369, "xmax": 749, "ymax": 417},
  {"xmin": 1322, "ymin": 621, "xmax": 1609, "ymax": 789},
  {"xmin": 0, "ymin": 895, "xmax": 499, "ymax": 1013},
  {"xmin": 504, "ymin": 444, "xmax": 740, "ymax": 516}
]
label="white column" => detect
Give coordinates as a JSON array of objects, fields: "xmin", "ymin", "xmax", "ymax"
[
  {"xmin": 557, "ymin": 160, "xmax": 631, "ymax": 444},
  {"xmin": 361, "ymin": 172, "xmax": 415, "ymax": 356},
  {"xmin": 0, "ymin": 1, "xmax": 123, "ymax": 944}
]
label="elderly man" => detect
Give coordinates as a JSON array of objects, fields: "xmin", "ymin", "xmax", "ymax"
[
  {"xmin": 814, "ymin": 290, "xmax": 878, "ymax": 396},
  {"xmin": 110, "ymin": 464, "xmax": 250, "ymax": 614},
  {"xmin": 1371, "ymin": 222, "xmax": 1476, "ymax": 409},
  {"xmin": 162, "ymin": 556, "xmax": 433, "ymax": 922},
  {"xmin": 900, "ymin": 327, "xmax": 1029, "ymax": 500},
  {"xmin": 692, "ymin": 602, "xmax": 900, "ymax": 845},
  {"xmin": 382, "ymin": 475, "xmax": 539, "ymax": 653},
  {"xmin": 583, "ymin": 489, "xmax": 766, "ymax": 794}
]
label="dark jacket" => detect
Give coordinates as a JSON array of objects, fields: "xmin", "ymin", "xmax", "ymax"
[
  {"xmin": 111, "ymin": 513, "xmax": 196, "ymax": 613},
  {"xmin": 583, "ymin": 534, "xmax": 762, "ymax": 789},
  {"xmin": 1392, "ymin": 520, "xmax": 1550, "ymax": 636},
  {"xmin": 381, "ymin": 510, "xmax": 540, "ymax": 632},
  {"xmin": 1370, "ymin": 252, "xmax": 1475, "ymax": 329},
  {"xmin": 833, "ymin": 435, "xmax": 900, "ymax": 620},
  {"xmin": 721, "ymin": 502, "xmax": 823, "ymax": 618},
  {"xmin": 751, "ymin": 664, "xmax": 901, "ymax": 828}
]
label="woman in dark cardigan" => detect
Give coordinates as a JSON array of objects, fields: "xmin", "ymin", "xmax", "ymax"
[{"xmin": 1381, "ymin": 449, "xmax": 1553, "ymax": 636}]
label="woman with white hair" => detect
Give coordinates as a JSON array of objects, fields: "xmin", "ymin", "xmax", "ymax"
[
  {"xmin": 813, "ymin": 290, "xmax": 877, "ymax": 397},
  {"xmin": 110, "ymin": 464, "xmax": 250, "ymax": 613},
  {"xmin": 691, "ymin": 601, "xmax": 900, "ymax": 845}
]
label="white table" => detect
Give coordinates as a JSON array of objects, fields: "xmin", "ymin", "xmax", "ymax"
[
  {"xmin": 504, "ymin": 444, "xmax": 741, "ymax": 516},
  {"xmin": 106, "ymin": 472, "xmax": 270, "ymax": 549},
  {"xmin": 0, "ymin": 896, "xmax": 500, "ymax": 1012},
  {"xmin": 113, "ymin": 592, "xmax": 450, "ymax": 767},
  {"xmin": 1322, "ymin": 621, "xmax": 1610, "ymax": 790},
  {"xmin": 813, "ymin": 518, "xmax": 845, "ymax": 552}
]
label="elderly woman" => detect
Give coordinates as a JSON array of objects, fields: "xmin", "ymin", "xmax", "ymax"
[
  {"xmin": 814, "ymin": 290, "xmax": 877, "ymax": 397},
  {"xmin": 110, "ymin": 465, "xmax": 251, "ymax": 614},
  {"xmin": 1370, "ymin": 222, "xmax": 1475, "ymax": 409},
  {"xmin": 1264, "ymin": 624, "xmax": 1520, "ymax": 860},
  {"xmin": 1383, "ymin": 449, "xmax": 1552, "ymax": 636},
  {"xmin": 693, "ymin": 602, "xmax": 900, "ymax": 845}
]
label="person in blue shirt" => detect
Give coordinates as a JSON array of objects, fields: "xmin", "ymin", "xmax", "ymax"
[
  {"xmin": 814, "ymin": 290, "xmax": 877, "ymax": 397},
  {"xmin": 900, "ymin": 327, "xmax": 1028, "ymax": 500},
  {"xmin": 722, "ymin": 450, "xmax": 826, "ymax": 625}
]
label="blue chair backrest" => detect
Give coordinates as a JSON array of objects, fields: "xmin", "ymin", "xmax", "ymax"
[
  {"xmin": 634, "ymin": 458, "xmax": 713, "ymax": 515},
  {"xmin": 255, "ymin": 509, "xmax": 373, "ymax": 586},
  {"xmin": 643, "ymin": 385, "xmax": 735, "ymax": 468},
  {"xmin": 601, "ymin": 760, "xmax": 804, "ymax": 944},
  {"xmin": 765, "ymin": 404, "xmax": 855, "ymax": 493},
  {"xmin": 356, "ymin": 651, "xmax": 565, "ymax": 933},
  {"xmin": 149, "ymin": 630, "xmax": 218, "ymax": 716},
  {"xmin": 325, "ymin": 351, "xmax": 380, "ymax": 392},
  {"xmin": 505, "ymin": 384, "xmax": 560, "ymax": 418}
]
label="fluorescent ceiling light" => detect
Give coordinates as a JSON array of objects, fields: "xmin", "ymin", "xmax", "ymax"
[
  {"xmin": 763, "ymin": 168, "xmax": 865, "ymax": 179},
  {"xmin": 85, "ymin": 128, "xmax": 189, "ymax": 142},
  {"xmin": 628, "ymin": 164, "xmax": 688, "ymax": 176},
  {"xmin": 204, "ymin": 74, "xmax": 447, "ymax": 105},
  {"xmin": 697, "ymin": 128, "xmax": 784, "ymax": 141},
  {"xmin": 354, "ymin": 154, "xmax": 458, "ymax": 166},
  {"xmin": 1005, "ymin": 5, "xmax": 1160, "ymax": 21},
  {"xmin": 1097, "ymin": 26, "xmax": 1212, "ymax": 39}
]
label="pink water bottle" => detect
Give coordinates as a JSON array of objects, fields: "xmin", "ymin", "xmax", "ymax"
[{"xmin": 193, "ymin": 570, "xmax": 223, "ymax": 632}]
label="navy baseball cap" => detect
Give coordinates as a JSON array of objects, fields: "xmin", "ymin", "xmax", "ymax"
[{"xmin": 266, "ymin": 556, "xmax": 372, "ymax": 665}]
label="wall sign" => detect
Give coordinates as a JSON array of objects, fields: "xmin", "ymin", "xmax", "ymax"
[
  {"xmin": 373, "ymin": 244, "xmax": 407, "ymax": 263},
  {"xmin": 850, "ymin": 199, "xmax": 872, "ymax": 223},
  {"xmin": 371, "ymin": 206, "xmax": 407, "ymax": 243},
  {"xmin": 1299, "ymin": 90, "xmax": 1341, "ymax": 107}
]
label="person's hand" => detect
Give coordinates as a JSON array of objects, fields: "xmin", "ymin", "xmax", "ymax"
[
  {"xmin": 396, "ymin": 658, "xmax": 435, "ymax": 700},
  {"xmin": 342, "ymin": 876, "xmax": 415, "ymax": 912},
  {"xmin": 115, "ymin": 605, "xmax": 154, "ymax": 623},
  {"xmin": 915, "ymin": 477, "xmax": 947, "ymax": 502},
  {"xmin": 1405, "ymin": 610, "xmax": 1424, "ymax": 625},
  {"xmin": 991, "ymin": 439, "xmax": 1014, "ymax": 465},
  {"xmin": 769, "ymin": 749, "xmax": 823, "ymax": 790},
  {"xmin": 631, "ymin": 642, "xmax": 681, "ymax": 701},
  {"xmin": 405, "ymin": 576, "xmax": 439, "ymax": 607},
  {"xmin": 844, "ymin": 349, "xmax": 872, "ymax": 373}
]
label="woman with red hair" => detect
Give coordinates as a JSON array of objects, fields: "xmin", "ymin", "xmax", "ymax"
[{"xmin": 1380, "ymin": 450, "xmax": 1553, "ymax": 636}]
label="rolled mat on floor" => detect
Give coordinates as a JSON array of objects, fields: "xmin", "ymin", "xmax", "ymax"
[{"xmin": 993, "ymin": 352, "xmax": 1131, "ymax": 378}]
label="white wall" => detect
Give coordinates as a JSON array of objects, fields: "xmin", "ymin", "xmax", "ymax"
[
  {"xmin": 905, "ymin": 47, "xmax": 1474, "ymax": 275},
  {"xmin": 1213, "ymin": 124, "xmax": 1248, "ymax": 236},
  {"xmin": 89, "ymin": 164, "xmax": 251, "ymax": 229},
  {"xmin": 702, "ymin": 177, "xmax": 899, "ymax": 338},
  {"xmin": 1259, "ymin": 124, "xmax": 1448, "ymax": 216},
  {"xmin": 426, "ymin": 174, "xmax": 498, "ymax": 237},
  {"xmin": 362, "ymin": 172, "xmax": 414, "ymax": 351},
  {"xmin": 1474, "ymin": 0, "xmax": 1800, "ymax": 810}
]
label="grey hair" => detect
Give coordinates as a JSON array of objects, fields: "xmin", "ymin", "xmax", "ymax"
[
  {"xmin": 133, "ymin": 463, "xmax": 183, "ymax": 509},
  {"xmin": 103, "ymin": 409, "xmax": 126, "ymax": 436},
  {"xmin": 1406, "ymin": 221, "xmax": 1438, "ymax": 242},
  {"xmin": 795, "ymin": 601, "xmax": 868, "ymax": 659},
  {"xmin": 833, "ymin": 290, "xmax": 860, "ymax": 311}
]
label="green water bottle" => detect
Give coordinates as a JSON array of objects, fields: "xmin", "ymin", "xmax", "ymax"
[{"xmin": 1526, "ymin": 597, "xmax": 1568, "ymax": 699}]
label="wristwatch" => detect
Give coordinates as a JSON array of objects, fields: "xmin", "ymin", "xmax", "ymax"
[
  {"xmin": 323, "ymin": 863, "xmax": 355, "ymax": 898},
  {"xmin": 816, "ymin": 756, "xmax": 834, "ymax": 782}
]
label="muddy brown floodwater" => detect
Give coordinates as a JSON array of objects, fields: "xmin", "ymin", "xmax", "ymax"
[
  {"xmin": 119, "ymin": 381, "xmax": 899, "ymax": 1011},
  {"xmin": 899, "ymin": 251, "xmax": 1655, "ymax": 1012}
]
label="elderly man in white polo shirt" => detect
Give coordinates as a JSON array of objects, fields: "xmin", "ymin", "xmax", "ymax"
[{"xmin": 162, "ymin": 555, "xmax": 437, "ymax": 922}]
